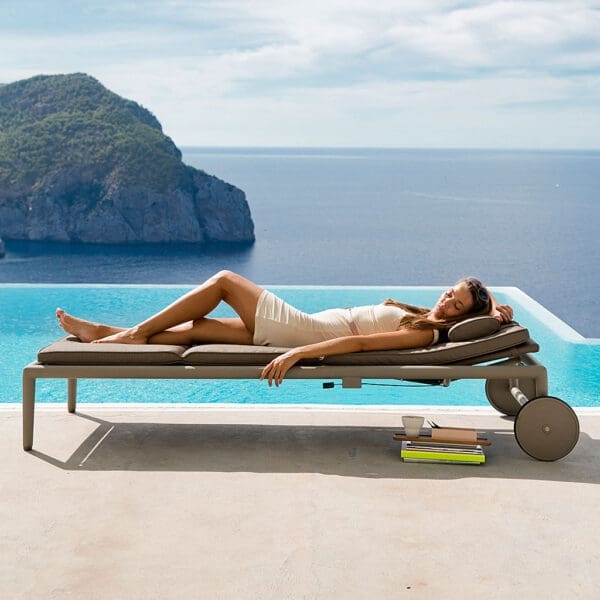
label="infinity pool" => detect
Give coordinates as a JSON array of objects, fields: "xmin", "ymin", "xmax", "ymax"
[{"xmin": 2, "ymin": 285, "xmax": 599, "ymax": 407}]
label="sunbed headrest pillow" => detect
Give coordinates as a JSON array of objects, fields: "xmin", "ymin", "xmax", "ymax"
[{"xmin": 448, "ymin": 316, "xmax": 501, "ymax": 342}]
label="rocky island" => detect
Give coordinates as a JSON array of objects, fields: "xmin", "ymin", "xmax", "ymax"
[{"xmin": 0, "ymin": 74, "xmax": 255, "ymax": 247}]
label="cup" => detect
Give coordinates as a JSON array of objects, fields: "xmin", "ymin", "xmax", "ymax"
[{"xmin": 402, "ymin": 415, "xmax": 424, "ymax": 438}]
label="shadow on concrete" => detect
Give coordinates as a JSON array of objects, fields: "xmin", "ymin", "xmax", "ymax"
[{"xmin": 27, "ymin": 412, "xmax": 599, "ymax": 483}]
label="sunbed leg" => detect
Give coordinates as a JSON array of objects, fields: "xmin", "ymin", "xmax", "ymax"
[
  {"xmin": 520, "ymin": 355, "xmax": 549, "ymax": 397},
  {"xmin": 23, "ymin": 371, "xmax": 35, "ymax": 451},
  {"xmin": 67, "ymin": 379, "xmax": 77, "ymax": 413}
]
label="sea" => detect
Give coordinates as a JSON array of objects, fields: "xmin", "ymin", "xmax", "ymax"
[{"xmin": 1, "ymin": 147, "xmax": 599, "ymax": 337}]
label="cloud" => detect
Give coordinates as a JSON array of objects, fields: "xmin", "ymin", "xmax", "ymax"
[
  {"xmin": 94, "ymin": 64, "xmax": 598, "ymax": 147},
  {"xmin": 3, "ymin": 1, "xmax": 599, "ymax": 84},
  {"xmin": 1, "ymin": 1, "xmax": 599, "ymax": 147},
  {"xmin": 118, "ymin": 1, "xmax": 600, "ymax": 72}
]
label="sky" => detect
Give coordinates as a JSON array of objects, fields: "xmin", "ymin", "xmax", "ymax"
[{"xmin": 1, "ymin": 0, "xmax": 599, "ymax": 148}]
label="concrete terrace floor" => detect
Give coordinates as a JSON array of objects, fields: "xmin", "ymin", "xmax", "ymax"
[{"xmin": 1, "ymin": 405, "xmax": 599, "ymax": 599}]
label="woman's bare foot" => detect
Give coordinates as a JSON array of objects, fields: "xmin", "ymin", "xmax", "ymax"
[{"xmin": 56, "ymin": 309, "xmax": 122, "ymax": 343}]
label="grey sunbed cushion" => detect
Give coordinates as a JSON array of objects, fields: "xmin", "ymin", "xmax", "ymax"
[
  {"xmin": 448, "ymin": 316, "xmax": 500, "ymax": 342},
  {"xmin": 323, "ymin": 322, "xmax": 530, "ymax": 366},
  {"xmin": 183, "ymin": 322, "xmax": 531, "ymax": 366},
  {"xmin": 182, "ymin": 344, "xmax": 296, "ymax": 366},
  {"xmin": 38, "ymin": 336, "xmax": 187, "ymax": 365},
  {"xmin": 182, "ymin": 345, "xmax": 325, "ymax": 366},
  {"xmin": 37, "ymin": 323, "xmax": 533, "ymax": 367},
  {"xmin": 454, "ymin": 340, "xmax": 539, "ymax": 365}
]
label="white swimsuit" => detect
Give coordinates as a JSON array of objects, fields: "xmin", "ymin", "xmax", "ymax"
[{"xmin": 253, "ymin": 290, "xmax": 438, "ymax": 347}]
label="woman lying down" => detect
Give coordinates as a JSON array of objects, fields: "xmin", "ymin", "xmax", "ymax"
[{"xmin": 56, "ymin": 270, "xmax": 513, "ymax": 387}]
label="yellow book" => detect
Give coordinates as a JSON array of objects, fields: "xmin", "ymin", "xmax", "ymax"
[{"xmin": 401, "ymin": 441, "xmax": 485, "ymax": 463}]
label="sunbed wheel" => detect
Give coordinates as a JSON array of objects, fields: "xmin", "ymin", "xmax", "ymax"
[
  {"xmin": 514, "ymin": 396, "xmax": 580, "ymax": 461},
  {"xmin": 485, "ymin": 378, "xmax": 536, "ymax": 416}
]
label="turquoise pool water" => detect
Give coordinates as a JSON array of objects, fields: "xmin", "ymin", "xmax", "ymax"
[{"xmin": 2, "ymin": 285, "xmax": 599, "ymax": 407}]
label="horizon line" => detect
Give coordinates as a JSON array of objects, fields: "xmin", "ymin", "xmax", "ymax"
[{"xmin": 180, "ymin": 145, "xmax": 600, "ymax": 152}]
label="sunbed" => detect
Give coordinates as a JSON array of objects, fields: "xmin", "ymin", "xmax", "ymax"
[{"xmin": 22, "ymin": 316, "xmax": 580, "ymax": 461}]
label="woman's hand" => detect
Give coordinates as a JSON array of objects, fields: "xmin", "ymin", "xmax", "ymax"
[
  {"xmin": 260, "ymin": 350, "xmax": 301, "ymax": 387},
  {"xmin": 492, "ymin": 303, "xmax": 514, "ymax": 324}
]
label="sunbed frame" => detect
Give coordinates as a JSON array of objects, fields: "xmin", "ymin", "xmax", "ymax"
[{"xmin": 22, "ymin": 348, "xmax": 580, "ymax": 461}]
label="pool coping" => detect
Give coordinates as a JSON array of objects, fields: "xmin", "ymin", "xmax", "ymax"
[{"xmin": 3, "ymin": 402, "xmax": 600, "ymax": 415}]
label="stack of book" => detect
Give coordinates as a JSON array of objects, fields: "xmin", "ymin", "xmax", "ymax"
[
  {"xmin": 400, "ymin": 440, "xmax": 485, "ymax": 465},
  {"xmin": 394, "ymin": 426, "xmax": 489, "ymax": 465}
]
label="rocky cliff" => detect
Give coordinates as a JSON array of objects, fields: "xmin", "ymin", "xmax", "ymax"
[{"xmin": 0, "ymin": 74, "xmax": 255, "ymax": 245}]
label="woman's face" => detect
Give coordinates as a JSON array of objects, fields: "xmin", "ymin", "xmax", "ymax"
[{"xmin": 432, "ymin": 282, "xmax": 474, "ymax": 320}]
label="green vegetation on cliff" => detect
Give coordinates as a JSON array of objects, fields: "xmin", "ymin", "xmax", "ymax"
[
  {"xmin": 0, "ymin": 73, "xmax": 254, "ymax": 245},
  {"xmin": 0, "ymin": 73, "xmax": 188, "ymax": 191}
]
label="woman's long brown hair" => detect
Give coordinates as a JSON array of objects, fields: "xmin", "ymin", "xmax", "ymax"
[{"xmin": 384, "ymin": 277, "xmax": 492, "ymax": 331}]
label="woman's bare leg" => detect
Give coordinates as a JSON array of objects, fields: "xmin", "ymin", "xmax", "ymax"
[
  {"xmin": 65, "ymin": 270, "xmax": 263, "ymax": 344},
  {"xmin": 57, "ymin": 310, "xmax": 254, "ymax": 345},
  {"xmin": 147, "ymin": 317, "xmax": 254, "ymax": 345}
]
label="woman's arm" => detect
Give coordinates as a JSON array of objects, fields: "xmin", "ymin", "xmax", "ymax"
[
  {"xmin": 489, "ymin": 293, "xmax": 514, "ymax": 324},
  {"xmin": 260, "ymin": 328, "xmax": 435, "ymax": 386}
]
